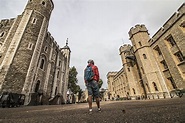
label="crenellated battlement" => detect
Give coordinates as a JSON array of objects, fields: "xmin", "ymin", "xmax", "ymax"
[
  {"xmin": 128, "ymin": 24, "xmax": 149, "ymax": 39},
  {"xmin": 46, "ymin": 31, "xmax": 60, "ymax": 49},
  {"xmin": 119, "ymin": 44, "xmax": 132, "ymax": 54},
  {"xmin": 114, "ymin": 68, "xmax": 124, "ymax": 79},
  {"xmin": 149, "ymin": 3, "xmax": 185, "ymax": 44},
  {"xmin": 0, "ymin": 18, "xmax": 15, "ymax": 28},
  {"xmin": 107, "ymin": 72, "xmax": 118, "ymax": 78}
]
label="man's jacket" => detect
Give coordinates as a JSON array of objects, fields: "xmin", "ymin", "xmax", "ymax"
[{"xmin": 84, "ymin": 63, "xmax": 99, "ymax": 83}]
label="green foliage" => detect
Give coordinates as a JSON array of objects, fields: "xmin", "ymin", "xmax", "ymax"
[
  {"xmin": 78, "ymin": 88, "xmax": 83, "ymax": 101},
  {"xmin": 68, "ymin": 66, "xmax": 78, "ymax": 84},
  {"xmin": 68, "ymin": 66, "xmax": 81, "ymax": 94}
]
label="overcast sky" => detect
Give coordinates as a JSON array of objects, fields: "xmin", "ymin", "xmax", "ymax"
[{"xmin": 0, "ymin": 0, "xmax": 184, "ymax": 90}]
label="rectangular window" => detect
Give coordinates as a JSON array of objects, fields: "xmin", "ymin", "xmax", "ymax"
[
  {"xmin": 180, "ymin": 21, "xmax": 185, "ymax": 28},
  {"xmin": 58, "ymin": 61, "xmax": 61, "ymax": 66},
  {"xmin": 143, "ymin": 54, "xmax": 147, "ymax": 59},
  {"xmin": 167, "ymin": 77, "xmax": 177, "ymax": 89},
  {"xmin": 154, "ymin": 46, "xmax": 162, "ymax": 56},
  {"xmin": 160, "ymin": 60, "xmax": 168, "ymax": 69},
  {"xmin": 57, "ymin": 71, "xmax": 60, "ymax": 78},
  {"xmin": 175, "ymin": 51, "xmax": 184, "ymax": 62},
  {"xmin": 166, "ymin": 35, "xmax": 176, "ymax": 47}
]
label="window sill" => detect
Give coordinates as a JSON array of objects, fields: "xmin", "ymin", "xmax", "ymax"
[
  {"xmin": 162, "ymin": 68, "xmax": 169, "ymax": 72},
  {"xmin": 177, "ymin": 61, "xmax": 185, "ymax": 66}
]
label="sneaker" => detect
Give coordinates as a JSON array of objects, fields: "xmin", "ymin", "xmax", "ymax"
[
  {"xmin": 98, "ymin": 108, "xmax": 101, "ymax": 112},
  {"xmin": 89, "ymin": 111, "xmax": 92, "ymax": 114},
  {"xmin": 89, "ymin": 109, "xmax": 92, "ymax": 114}
]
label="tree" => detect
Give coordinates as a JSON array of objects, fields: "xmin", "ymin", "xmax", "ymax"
[
  {"xmin": 78, "ymin": 88, "xmax": 83, "ymax": 102},
  {"xmin": 68, "ymin": 66, "xmax": 81, "ymax": 94}
]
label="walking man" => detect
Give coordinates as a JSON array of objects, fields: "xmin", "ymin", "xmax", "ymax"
[{"xmin": 84, "ymin": 59, "xmax": 101, "ymax": 114}]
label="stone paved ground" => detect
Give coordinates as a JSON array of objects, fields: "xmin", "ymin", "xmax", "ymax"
[{"xmin": 0, "ymin": 97, "xmax": 185, "ymax": 123}]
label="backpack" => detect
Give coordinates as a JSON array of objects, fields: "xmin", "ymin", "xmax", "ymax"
[{"xmin": 84, "ymin": 66, "xmax": 94, "ymax": 82}]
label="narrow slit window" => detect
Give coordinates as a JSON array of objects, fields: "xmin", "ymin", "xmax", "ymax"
[
  {"xmin": 58, "ymin": 61, "xmax": 61, "ymax": 66},
  {"xmin": 32, "ymin": 18, "xmax": 37, "ymax": 24},
  {"xmin": 138, "ymin": 41, "xmax": 142, "ymax": 46},
  {"xmin": 57, "ymin": 71, "xmax": 60, "ymax": 78},
  {"xmin": 143, "ymin": 54, "xmax": 147, "ymax": 59},
  {"xmin": 0, "ymin": 32, "xmax": 5, "ymax": 37},
  {"xmin": 44, "ymin": 46, "xmax": 48, "ymax": 52},
  {"xmin": 27, "ymin": 42, "xmax": 33, "ymax": 50},
  {"xmin": 127, "ymin": 68, "xmax": 130, "ymax": 72}
]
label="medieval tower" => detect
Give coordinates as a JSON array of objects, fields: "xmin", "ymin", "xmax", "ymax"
[
  {"xmin": 0, "ymin": 0, "xmax": 71, "ymax": 105},
  {"xmin": 119, "ymin": 44, "xmax": 144, "ymax": 98},
  {"xmin": 128, "ymin": 25, "xmax": 169, "ymax": 98}
]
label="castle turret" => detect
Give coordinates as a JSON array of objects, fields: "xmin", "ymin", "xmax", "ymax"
[
  {"xmin": 53, "ymin": 39, "xmax": 71, "ymax": 103},
  {"xmin": 25, "ymin": 0, "xmax": 54, "ymax": 21},
  {"xmin": 129, "ymin": 24, "xmax": 170, "ymax": 98},
  {"xmin": 119, "ymin": 44, "xmax": 144, "ymax": 98},
  {"xmin": 129, "ymin": 24, "xmax": 150, "ymax": 51}
]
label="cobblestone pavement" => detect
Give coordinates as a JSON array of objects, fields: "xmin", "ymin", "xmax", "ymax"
[{"xmin": 0, "ymin": 97, "xmax": 185, "ymax": 123}]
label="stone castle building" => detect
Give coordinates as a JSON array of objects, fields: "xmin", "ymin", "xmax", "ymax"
[
  {"xmin": 107, "ymin": 3, "xmax": 185, "ymax": 100},
  {"xmin": 0, "ymin": 0, "xmax": 71, "ymax": 105}
]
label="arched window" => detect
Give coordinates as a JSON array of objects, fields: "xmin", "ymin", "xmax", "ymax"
[
  {"xmin": 55, "ymin": 87, "xmax": 58, "ymax": 95},
  {"xmin": 58, "ymin": 61, "xmax": 61, "ymax": 66},
  {"xmin": 153, "ymin": 82, "xmax": 158, "ymax": 91},
  {"xmin": 44, "ymin": 46, "xmax": 48, "ymax": 52},
  {"xmin": 143, "ymin": 54, "xmax": 147, "ymax": 59},
  {"xmin": 146, "ymin": 83, "xmax": 150, "ymax": 92},
  {"xmin": 57, "ymin": 71, "xmax": 60, "ymax": 78},
  {"xmin": 127, "ymin": 68, "xmax": 130, "ymax": 72},
  {"xmin": 40, "ymin": 58, "xmax": 45, "ymax": 69},
  {"xmin": 35, "ymin": 80, "xmax": 40, "ymax": 92},
  {"xmin": 132, "ymin": 88, "xmax": 136, "ymax": 94},
  {"xmin": 42, "ymin": 1, "xmax": 46, "ymax": 6}
]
